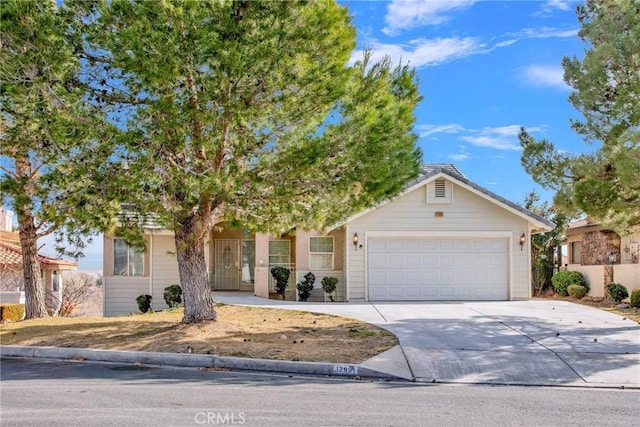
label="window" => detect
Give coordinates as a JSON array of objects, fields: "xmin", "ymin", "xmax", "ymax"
[
  {"xmin": 309, "ymin": 236, "xmax": 334, "ymax": 270},
  {"xmin": 114, "ymin": 239, "xmax": 144, "ymax": 276},
  {"xmin": 571, "ymin": 241, "xmax": 582, "ymax": 264},
  {"xmin": 268, "ymin": 240, "xmax": 290, "ymax": 266}
]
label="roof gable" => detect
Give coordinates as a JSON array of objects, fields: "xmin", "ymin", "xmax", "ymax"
[{"xmin": 344, "ymin": 164, "xmax": 554, "ymax": 232}]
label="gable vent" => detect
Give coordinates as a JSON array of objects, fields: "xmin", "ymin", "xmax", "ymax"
[
  {"xmin": 435, "ymin": 179, "xmax": 446, "ymax": 198},
  {"xmin": 427, "ymin": 178, "xmax": 453, "ymax": 204}
]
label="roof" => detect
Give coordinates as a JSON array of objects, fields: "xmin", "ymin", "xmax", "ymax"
[
  {"xmin": 0, "ymin": 241, "xmax": 78, "ymax": 270},
  {"xmin": 344, "ymin": 163, "xmax": 555, "ymax": 232}
]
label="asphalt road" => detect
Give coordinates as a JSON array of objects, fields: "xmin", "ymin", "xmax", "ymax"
[{"xmin": 1, "ymin": 358, "xmax": 637, "ymax": 427}]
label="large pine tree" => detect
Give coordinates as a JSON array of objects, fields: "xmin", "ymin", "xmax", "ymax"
[
  {"xmin": 519, "ymin": 0, "xmax": 640, "ymax": 233},
  {"xmin": 71, "ymin": 0, "xmax": 422, "ymax": 323},
  {"xmin": 1, "ymin": 0, "xmax": 114, "ymax": 318}
]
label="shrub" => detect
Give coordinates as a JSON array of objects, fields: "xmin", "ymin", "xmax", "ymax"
[
  {"xmin": 606, "ymin": 283, "xmax": 628, "ymax": 303},
  {"xmin": 136, "ymin": 294, "xmax": 152, "ymax": 313},
  {"xmin": 163, "ymin": 284, "xmax": 182, "ymax": 308},
  {"xmin": 321, "ymin": 276, "xmax": 339, "ymax": 302},
  {"xmin": 630, "ymin": 289, "xmax": 640, "ymax": 308},
  {"xmin": 0, "ymin": 304, "xmax": 25, "ymax": 321},
  {"xmin": 270, "ymin": 266, "xmax": 290, "ymax": 300},
  {"xmin": 551, "ymin": 271, "xmax": 589, "ymax": 296},
  {"xmin": 296, "ymin": 272, "xmax": 315, "ymax": 302},
  {"xmin": 567, "ymin": 284, "xmax": 587, "ymax": 299}
]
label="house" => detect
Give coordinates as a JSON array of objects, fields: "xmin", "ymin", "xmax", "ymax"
[
  {"xmin": 0, "ymin": 221, "xmax": 78, "ymax": 307},
  {"xmin": 564, "ymin": 219, "xmax": 640, "ymax": 297},
  {"xmin": 102, "ymin": 164, "xmax": 554, "ymax": 316}
]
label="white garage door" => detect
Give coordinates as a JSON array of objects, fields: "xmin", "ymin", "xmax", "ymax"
[{"xmin": 368, "ymin": 238, "xmax": 508, "ymax": 301}]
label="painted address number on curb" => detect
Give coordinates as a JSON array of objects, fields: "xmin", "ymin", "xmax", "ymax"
[{"xmin": 333, "ymin": 365, "xmax": 358, "ymax": 375}]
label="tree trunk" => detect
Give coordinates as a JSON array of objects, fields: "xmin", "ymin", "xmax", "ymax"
[
  {"xmin": 16, "ymin": 209, "xmax": 48, "ymax": 319},
  {"xmin": 175, "ymin": 226, "xmax": 217, "ymax": 324}
]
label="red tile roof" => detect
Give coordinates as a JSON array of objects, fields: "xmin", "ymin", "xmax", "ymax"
[{"xmin": 0, "ymin": 241, "xmax": 77, "ymax": 269}]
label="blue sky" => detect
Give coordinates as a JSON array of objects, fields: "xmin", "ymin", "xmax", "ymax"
[{"xmin": 37, "ymin": 0, "xmax": 587, "ymax": 272}]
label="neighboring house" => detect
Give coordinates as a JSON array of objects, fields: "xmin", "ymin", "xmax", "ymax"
[
  {"xmin": 564, "ymin": 219, "xmax": 640, "ymax": 297},
  {"xmin": 0, "ymin": 241, "xmax": 78, "ymax": 306},
  {"xmin": 103, "ymin": 164, "xmax": 554, "ymax": 316}
]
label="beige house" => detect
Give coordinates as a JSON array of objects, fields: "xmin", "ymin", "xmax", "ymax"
[
  {"xmin": 564, "ymin": 219, "xmax": 640, "ymax": 297},
  {"xmin": 103, "ymin": 164, "xmax": 554, "ymax": 316}
]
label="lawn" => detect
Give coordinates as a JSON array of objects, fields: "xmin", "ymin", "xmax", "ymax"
[{"xmin": 0, "ymin": 304, "xmax": 398, "ymax": 364}]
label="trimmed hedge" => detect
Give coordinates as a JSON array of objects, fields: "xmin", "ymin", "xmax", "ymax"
[
  {"xmin": 0, "ymin": 304, "xmax": 25, "ymax": 321},
  {"xmin": 136, "ymin": 294, "xmax": 152, "ymax": 313},
  {"xmin": 163, "ymin": 284, "xmax": 182, "ymax": 308},
  {"xmin": 567, "ymin": 284, "xmax": 587, "ymax": 299},
  {"xmin": 630, "ymin": 289, "xmax": 640, "ymax": 308},
  {"xmin": 606, "ymin": 283, "xmax": 628, "ymax": 303},
  {"xmin": 551, "ymin": 271, "xmax": 589, "ymax": 296}
]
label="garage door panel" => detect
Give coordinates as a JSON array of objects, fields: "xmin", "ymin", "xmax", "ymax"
[{"xmin": 368, "ymin": 238, "xmax": 508, "ymax": 301}]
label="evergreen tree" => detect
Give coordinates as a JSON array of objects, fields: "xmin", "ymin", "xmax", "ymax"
[
  {"xmin": 71, "ymin": 0, "xmax": 422, "ymax": 323},
  {"xmin": 519, "ymin": 0, "xmax": 639, "ymax": 233}
]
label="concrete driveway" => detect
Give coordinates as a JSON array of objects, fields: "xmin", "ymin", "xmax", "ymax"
[{"xmin": 213, "ymin": 293, "xmax": 640, "ymax": 387}]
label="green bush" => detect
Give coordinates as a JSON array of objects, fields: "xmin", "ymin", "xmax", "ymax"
[
  {"xmin": 0, "ymin": 304, "xmax": 25, "ymax": 321},
  {"xmin": 270, "ymin": 266, "xmax": 290, "ymax": 300},
  {"xmin": 567, "ymin": 284, "xmax": 587, "ymax": 299},
  {"xmin": 136, "ymin": 294, "xmax": 152, "ymax": 313},
  {"xmin": 606, "ymin": 283, "xmax": 628, "ymax": 303},
  {"xmin": 321, "ymin": 276, "xmax": 339, "ymax": 302},
  {"xmin": 163, "ymin": 284, "xmax": 182, "ymax": 308},
  {"xmin": 630, "ymin": 289, "xmax": 640, "ymax": 308},
  {"xmin": 551, "ymin": 271, "xmax": 589, "ymax": 296},
  {"xmin": 296, "ymin": 272, "xmax": 315, "ymax": 302}
]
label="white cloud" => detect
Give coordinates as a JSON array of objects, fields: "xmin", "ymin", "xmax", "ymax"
[
  {"xmin": 421, "ymin": 123, "xmax": 542, "ymax": 151},
  {"xmin": 416, "ymin": 123, "xmax": 465, "ymax": 138},
  {"xmin": 533, "ymin": 0, "xmax": 574, "ymax": 17},
  {"xmin": 519, "ymin": 27, "xmax": 578, "ymax": 39},
  {"xmin": 351, "ymin": 37, "xmax": 486, "ymax": 68},
  {"xmin": 383, "ymin": 0, "xmax": 476, "ymax": 35},
  {"xmin": 522, "ymin": 64, "xmax": 569, "ymax": 89},
  {"xmin": 449, "ymin": 153, "xmax": 471, "ymax": 161}
]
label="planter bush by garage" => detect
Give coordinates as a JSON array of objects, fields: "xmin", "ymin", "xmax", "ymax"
[
  {"xmin": 551, "ymin": 271, "xmax": 589, "ymax": 297},
  {"xmin": 567, "ymin": 284, "xmax": 587, "ymax": 299},
  {"xmin": 605, "ymin": 283, "xmax": 628, "ymax": 303},
  {"xmin": 630, "ymin": 289, "xmax": 640, "ymax": 308}
]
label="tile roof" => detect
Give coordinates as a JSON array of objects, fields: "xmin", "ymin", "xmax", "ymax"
[{"xmin": 0, "ymin": 241, "xmax": 78, "ymax": 269}]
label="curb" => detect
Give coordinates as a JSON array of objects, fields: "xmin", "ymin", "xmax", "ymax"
[{"xmin": 0, "ymin": 345, "xmax": 404, "ymax": 381}]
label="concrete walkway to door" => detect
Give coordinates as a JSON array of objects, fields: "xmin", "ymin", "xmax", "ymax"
[{"xmin": 213, "ymin": 292, "xmax": 640, "ymax": 387}]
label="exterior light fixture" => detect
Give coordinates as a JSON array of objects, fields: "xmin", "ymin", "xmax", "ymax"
[
  {"xmin": 519, "ymin": 233, "xmax": 526, "ymax": 251},
  {"xmin": 353, "ymin": 233, "xmax": 359, "ymax": 251},
  {"xmin": 608, "ymin": 251, "xmax": 616, "ymax": 265}
]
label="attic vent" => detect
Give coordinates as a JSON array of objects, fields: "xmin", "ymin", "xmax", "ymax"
[
  {"xmin": 435, "ymin": 179, "xmax": 446, "ymax": 198},
  {"xmin": 427, "ymin": 178, "xmax": 453, "ymax": 204}
]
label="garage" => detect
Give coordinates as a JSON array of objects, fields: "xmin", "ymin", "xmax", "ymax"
[{"xmin": 367, "ymin": 238, "xmax": 508, "ymax": 301}]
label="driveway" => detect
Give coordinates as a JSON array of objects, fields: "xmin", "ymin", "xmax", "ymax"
[{"xmin": 213, "ymin": 293, "xmax": 640, "ymax": 387}]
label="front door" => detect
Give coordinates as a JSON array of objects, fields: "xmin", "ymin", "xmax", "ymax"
[{"xmin": 214, "ymin": 239, "xmax": 240, "ymax": 290}]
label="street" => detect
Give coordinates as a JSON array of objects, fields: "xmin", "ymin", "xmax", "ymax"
[{"xmin": 1, "ymin": 358, "xmax": 637, "ymax": 426}]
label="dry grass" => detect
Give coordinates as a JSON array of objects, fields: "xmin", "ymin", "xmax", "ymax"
[{"xmin": 0, "ymin": 304, "xmax": 397, "ymax": 364}]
